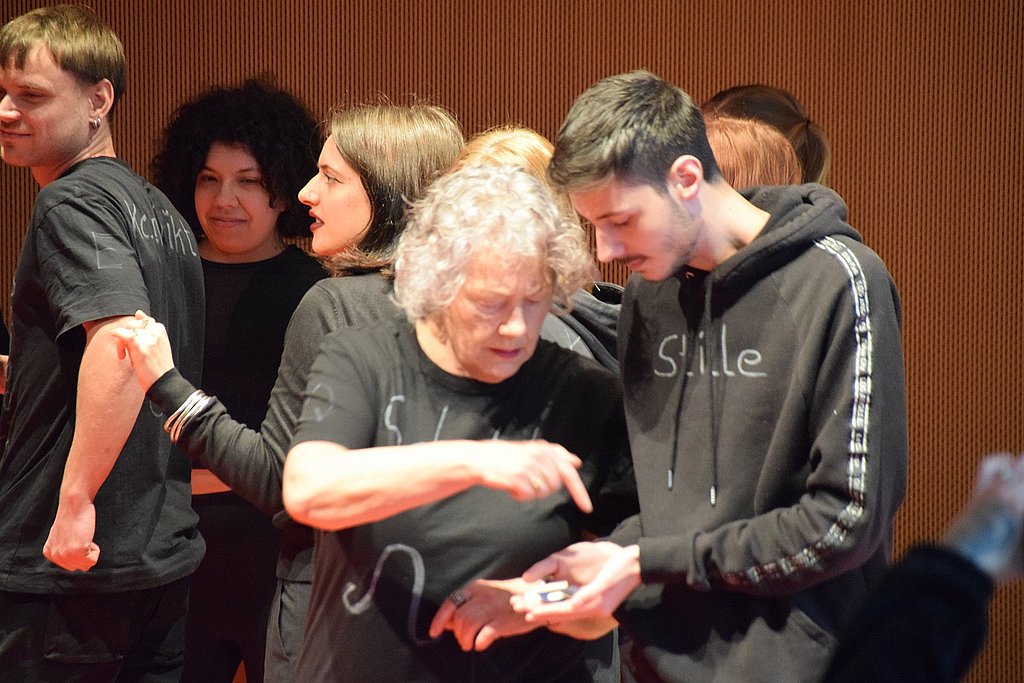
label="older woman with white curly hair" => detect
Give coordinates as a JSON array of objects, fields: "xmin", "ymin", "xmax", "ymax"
[{"xmin": 281, "ymin": 164, "xmax": 637, "ymax": 682}]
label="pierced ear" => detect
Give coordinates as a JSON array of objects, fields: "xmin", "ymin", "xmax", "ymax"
[
  {"xmin": 88, "ymin": 78, "xmax": 115, "ymax": 120},
  {"xmin": 667, "ymin": 155, "xmax": 704, "ymax": 199}
]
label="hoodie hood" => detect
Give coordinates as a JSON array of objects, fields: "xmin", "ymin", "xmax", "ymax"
[
  {"xmin": 708, "ymin": 184, "xmax": 862, "ymax": 291},
  {"xmin": 563, "ymin": 282, "xmax": 623, "ymax": 371},
  {"xmin": 673, "ymin": 184, "xmax": 864, "ymax": 505}
]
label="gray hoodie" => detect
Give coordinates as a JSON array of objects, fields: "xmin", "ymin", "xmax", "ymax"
[{"xmin": 610, "ymin": 184, "xmax": 908, "ymax": 682}]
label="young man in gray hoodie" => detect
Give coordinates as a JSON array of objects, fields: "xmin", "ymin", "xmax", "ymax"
[{"xmin": 514, "ymin": 70, "xmax": 908, "ymax": 683}]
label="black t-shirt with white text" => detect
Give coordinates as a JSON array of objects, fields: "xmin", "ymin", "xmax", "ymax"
[
  {"xmin": 293, "ymin": 317, "xmax": 637, "ymax": 682},
  {"xmin": 0, "ymin": 157, "xmax": 205, "ymax": 593}
]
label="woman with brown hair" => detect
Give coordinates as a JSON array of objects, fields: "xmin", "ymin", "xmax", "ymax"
[{"xmin": 118, "ymin": 102, "xmax": 464, "ymax": 681}]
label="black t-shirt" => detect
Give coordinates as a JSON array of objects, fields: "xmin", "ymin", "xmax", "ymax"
[
  {"xmin": 0, "ymin": 157, "xmax": 205, "ymax": 593},
  {"xmin": 201, "ymin": 246, "xmax": 324, "ymax": 431},
  {"xmin": 292, "ymin": 317, "xmax": 637, "ymax": 682}
]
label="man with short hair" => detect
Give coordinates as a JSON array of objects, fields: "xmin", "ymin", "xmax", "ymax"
[
  {"xmin": 0, "ymin": 5, "xmax": 204, "ymax": 679},
  {"xmin": 515, "ymin": 70, "xmax": 908, "ymax": 682}
]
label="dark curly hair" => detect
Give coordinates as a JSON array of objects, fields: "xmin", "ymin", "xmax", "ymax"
[{"xmin": 152, "ymin": 78, "xmax": 318, "ymax": 239}]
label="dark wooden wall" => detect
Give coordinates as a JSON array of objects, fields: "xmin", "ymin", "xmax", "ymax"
[{"xmin": 1, "ymin": 1, "xmax": 1021, "ymax": 680}]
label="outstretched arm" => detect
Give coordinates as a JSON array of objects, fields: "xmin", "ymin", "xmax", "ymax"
[
  {"xmin": 112, "ymin": 291, "xmax": 339, "ymax": 517},
  {"xmin": 44, "ymin": 315, "xmax": 144, "ymax": 571},
  {"xmin": 283, "ymin": 438, "xmax": 592, "ymax": 531},
  {"xmin": 944, "ymin": 452, "xmax": 1024, "ymax": 581},
  {"xmin": 114, "ymin": 311, "xmax": 291, "ymax": 514}
]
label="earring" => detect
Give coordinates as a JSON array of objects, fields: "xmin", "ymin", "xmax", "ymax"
[{"xmin": 89, "ymin": 118, "xmax": 101, "ymax": 130}]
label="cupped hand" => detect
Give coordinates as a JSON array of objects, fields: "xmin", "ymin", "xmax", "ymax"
[
  {"xmin": 510, "ymin": 541, "xmax": 640, "ymax": 625},
  {"xmin": 429, "ymin": 578, "xmax": 539, "ymax": 651}
]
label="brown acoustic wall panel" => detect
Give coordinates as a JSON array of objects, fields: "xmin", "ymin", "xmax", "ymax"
[{"xmin": 1, "ymin": 1, "xmax": 1022, "ymax": 680}]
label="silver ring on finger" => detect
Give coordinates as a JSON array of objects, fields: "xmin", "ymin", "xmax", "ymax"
[{"xmin": 449, "ymin": 589, "xmax": 470, "ymax": 608}]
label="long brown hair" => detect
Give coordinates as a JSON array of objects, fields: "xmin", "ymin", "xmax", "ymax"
[{"xmin": 325, "ymin": 103, "xmax": 464, "ymax": 275}]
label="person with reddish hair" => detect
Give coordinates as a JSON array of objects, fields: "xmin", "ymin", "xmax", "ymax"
[
  {"xmin": 703, "ymin": 83, "xmax": 831, "ymax": 184},
  {"xmin": 452, "ymin": 125, "xmax": 622, "ymax": 372},
  {"xmin": 704, "ymin": 114, "xmax": 802, "ymax": 188}
]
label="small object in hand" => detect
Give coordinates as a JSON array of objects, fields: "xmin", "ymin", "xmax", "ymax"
[
  {"xmin": 448, "ymin": 589, "xmax": 470, "ymax": 608},
  {"xmin": 523, "ymin": 580, "xmax": 579, "ymax": 606}
]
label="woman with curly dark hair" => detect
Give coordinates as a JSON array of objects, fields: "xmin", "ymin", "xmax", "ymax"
[{"xmin": 151, "ymin": 79, "xmax": 325, "ymax": 683}]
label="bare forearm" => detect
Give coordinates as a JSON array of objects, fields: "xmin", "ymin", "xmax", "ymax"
[
  {"xmin": 283, "ymin": 439, "xmax": 480, "ymax": 530},
  {"xmin": 284, "ymin": 437, "xmax": 588, "ymax": 530},
  {"xmin": 61, "ymin": 318, "xmax": 144, "ymax": 502}
]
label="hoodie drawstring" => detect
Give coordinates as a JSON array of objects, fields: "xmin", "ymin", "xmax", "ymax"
[
  {"xmin": 704, "ymin": 283, "xmax": 718, "ymax": 506},
  {"xmin": 667, "ymin": 329, "xmax": 693, "ymax": 491},
  {"xmin": 668, "ymin": 276, "xmax": 718, "ymax": 507}
]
